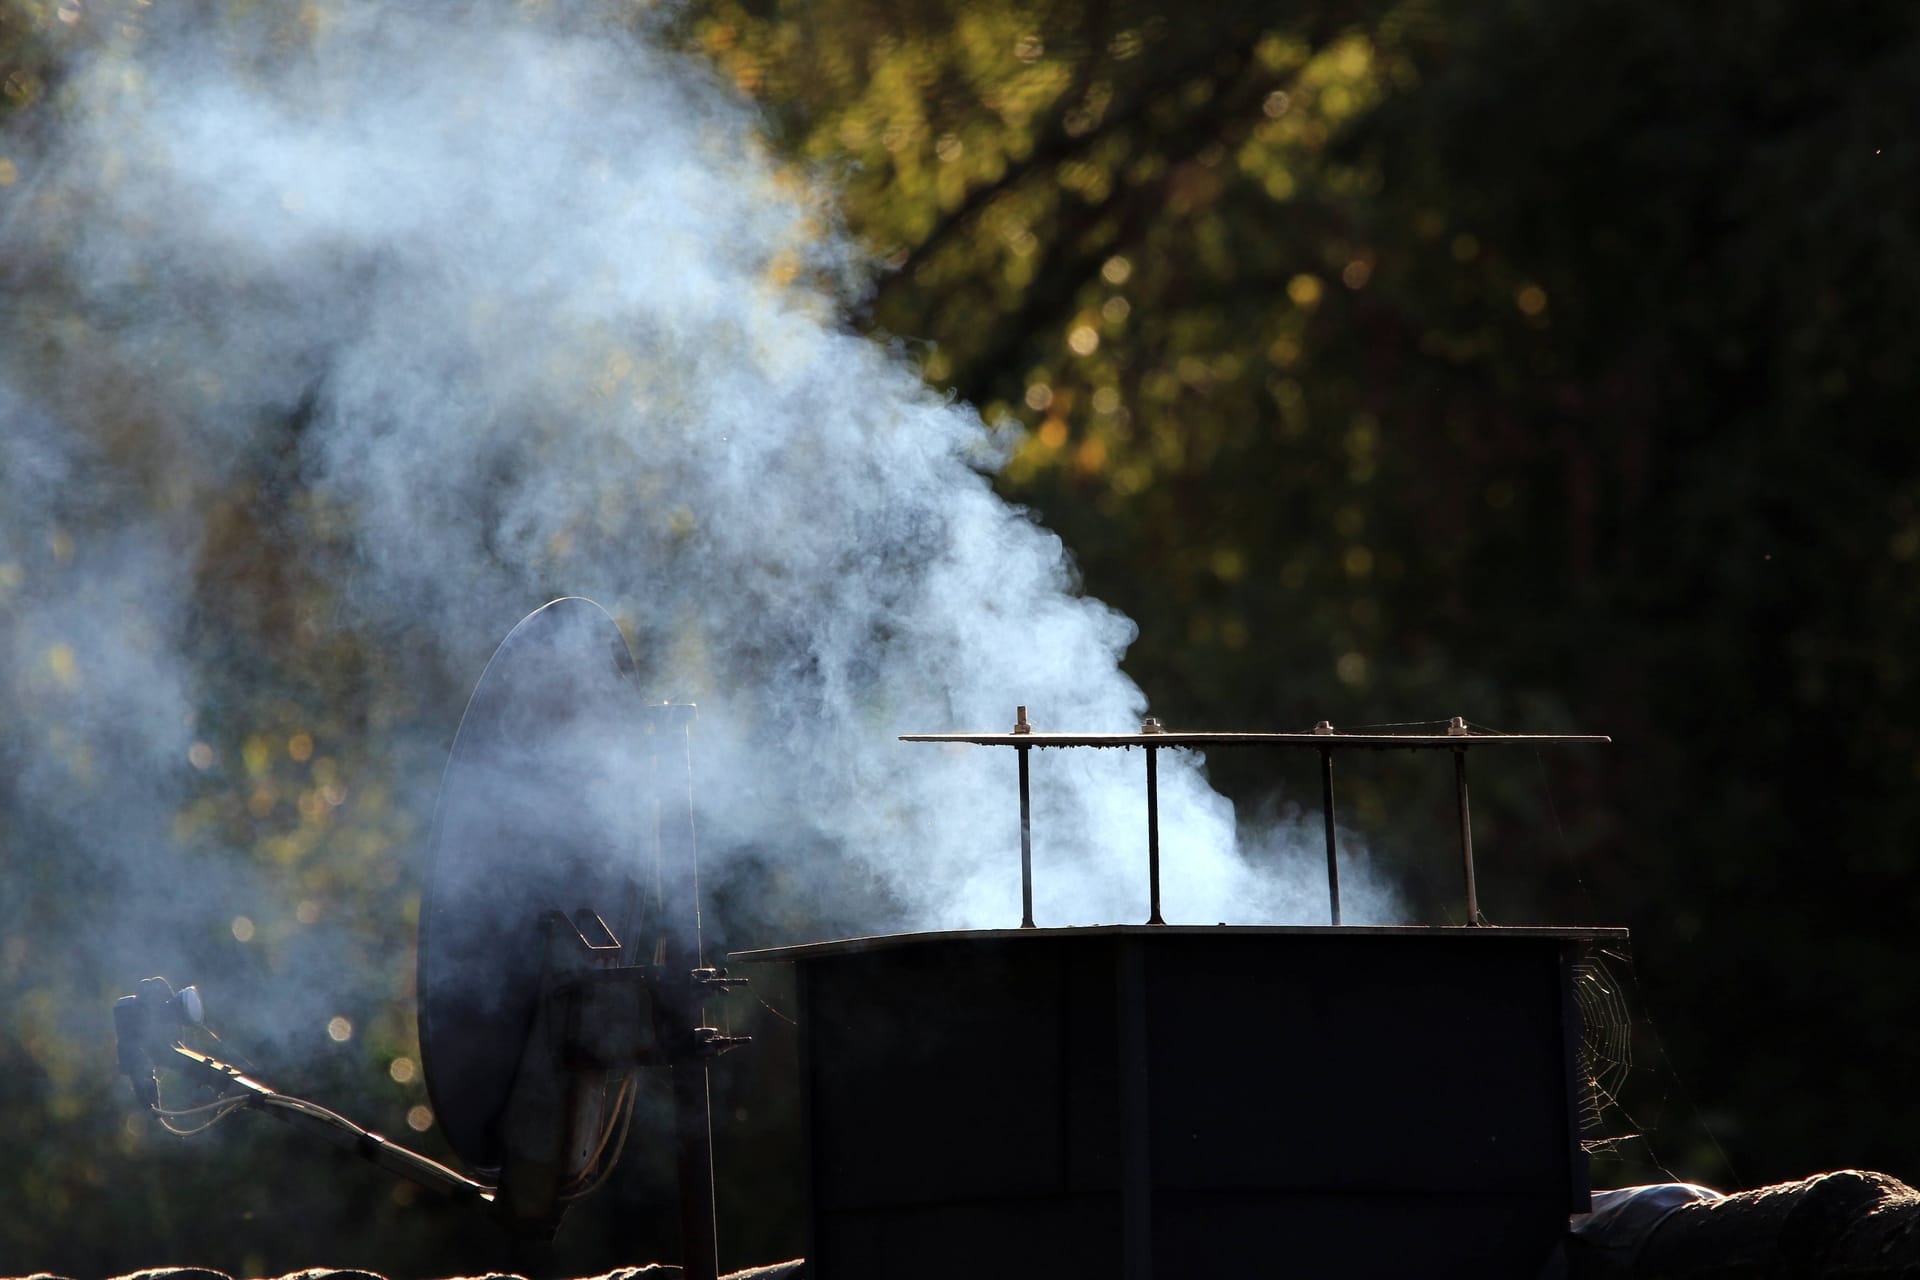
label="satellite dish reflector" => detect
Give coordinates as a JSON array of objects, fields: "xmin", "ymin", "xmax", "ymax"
[
  {"xmin": 112, "ymin": 595, "xmax": 743, "ymax": 1270},
  {"xmin": 418, "ymin": 597, "xmax": 647, "ymax": 1179}
]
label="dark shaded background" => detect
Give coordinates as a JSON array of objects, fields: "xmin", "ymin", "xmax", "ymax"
[{"xmin": 2, "ymin": 0, "xmax": 1916, "ymax": 1275}]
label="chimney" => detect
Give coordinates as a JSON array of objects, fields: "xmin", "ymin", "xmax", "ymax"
[{"xmin": 737, "ymin": 717, "xmax": 1617, "ymax": 1278}]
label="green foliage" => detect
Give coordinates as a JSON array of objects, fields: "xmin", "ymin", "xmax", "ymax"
[
  {"xmin": 2, "ymin": 0, "xmax": 1918, "ymax": 1272},
  {"xmin": 697, "ymin": 0, "xmax": 1920, "ymax": 1191}
]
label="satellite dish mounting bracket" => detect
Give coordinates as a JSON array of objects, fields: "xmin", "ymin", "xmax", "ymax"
[{"xmin": 493, "ymin": 908, "xmax": 750, "ymax": 1237}]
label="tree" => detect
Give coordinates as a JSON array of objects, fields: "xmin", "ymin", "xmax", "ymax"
[
  {"xmin": 694, "ymin": 0, "xmax": 1920, "ymax": 1189},
  {"xmin": 3, "ymin": 0, "xmax": 1919, "ymax": 1273}
]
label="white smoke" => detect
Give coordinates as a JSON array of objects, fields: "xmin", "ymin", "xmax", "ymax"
[{"xmin": 0, "ymin": 0, "xmax": 1397, "ymax": 973}]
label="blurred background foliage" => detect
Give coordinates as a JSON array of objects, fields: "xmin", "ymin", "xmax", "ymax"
[{"xmin": 2, "ymin": 0, "xmax": 1918, "ymax": 1274}]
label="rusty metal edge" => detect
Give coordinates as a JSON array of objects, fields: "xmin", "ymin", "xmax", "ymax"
[
  {"xmin": 730, "ymin": 923, "xmax": 1631, "ymax": 963},
  {"xmin": 899, "ymin": 732, "xmax": 1611, "ymax": 749}
]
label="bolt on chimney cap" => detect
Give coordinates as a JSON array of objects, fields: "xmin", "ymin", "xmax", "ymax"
[
  {"xmin": 1013, "ymin": 706, "xmax": 1032, "ymax": 734},
  {"xmin": 1448, "ymin": 716, "xmax": 1470, "ymax": 736},
  {"xmin": 1141, "ymin": 717, "xmax": 1164, "ymax": 734},
  {"xmin": 1313, "ymin": 720, "xmax": 1335, "ymax": 735}
]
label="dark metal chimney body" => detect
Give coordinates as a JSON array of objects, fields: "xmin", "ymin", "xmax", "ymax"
[{"xmin": 738, "ymin": 923, "xmax": 1620, "ymax": 1279}]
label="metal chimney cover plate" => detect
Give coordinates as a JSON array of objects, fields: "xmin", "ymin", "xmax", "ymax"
[{"xmin": 418, "ymin": 597, "xmax": 646, "ymax": 1177}]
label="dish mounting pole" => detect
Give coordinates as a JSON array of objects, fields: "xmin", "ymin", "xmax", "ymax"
[{"xmin": 651, "ymin": 701, "xmax": 719, "ymax": 1280}]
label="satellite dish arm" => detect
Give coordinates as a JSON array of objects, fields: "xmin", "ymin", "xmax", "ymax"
[
  {"xmin": 114, "ymin": 977, "xmax": 493, "ymax": 1206},
  {"xmin": 169, "ymin": 1042, "xmax": 495, "ymax": 1203}
]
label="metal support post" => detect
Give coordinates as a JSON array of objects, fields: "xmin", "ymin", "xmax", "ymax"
[
  {"xmin": 650, "ymin": 702, "xmax": 719, "ymax": 1280},
  {"xmin": 1454, "ymin": 747, "xmax": 1481, "ymax": 926},
  {"xmin": 1142, "ymin": 717, "xmax": 1164, "ymax": 925},
  {"xmin": 1015, "ymin": 706, "xmax": 1034, "ymax": 929},
  {"xmin": 1320, "ymin": 748, "xmax": 1342, "ymax": 925}
]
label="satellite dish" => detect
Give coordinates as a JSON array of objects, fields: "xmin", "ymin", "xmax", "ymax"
[
  {"xmin": 418, "ymin": 597, "xmax": 648, "ymax": 1178},
  {"xmin": 112, "ymin": 597, "xmax": 745, "ymax": 1275}
]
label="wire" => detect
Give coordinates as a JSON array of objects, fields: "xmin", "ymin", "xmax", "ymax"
[
  {"xmin": 157, "ymin": 1100, "xmax": 251, "ymax": 1136},
  {"xmin": 152, "ymin": 1093, "xmax": 250, "ymax": 1118},
  {"xmin": 573, "ymin": 1076, "xmax": 633, "ymax": 1175},
  {"xmin": 561, "ymin": 1078, "xmax": 637, "ymax": 1201},
  {"xmin": 755, "ymin": 991, "xmax": 798, "ymax": 1027},
  {"xmin": 151, "ymin": 1073, "xmax": 253, "ymax": 1136}
]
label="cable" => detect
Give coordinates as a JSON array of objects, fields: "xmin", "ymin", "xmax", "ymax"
[
  {"xmin": 572, "ymin": 1075, "xmax": 633, "ymax": 1178},
  {"xmin": 755, "ymin": 991, "xmax": 798, "ymax": 1027},
  {"xmin": 151, "ymin": 1073, "xmax": 253, "ymax": 1136},
  {"xmin": 157, "ymin": 1100, "xmax": 251, "ymax": 1136},
  {"xmin": 152, "ymin": 1093, "xmax": 252, "ymax": 1118},
  {"xmin": 561, "ymin": 1078, "xmax": 637, "ymax": 1201}
]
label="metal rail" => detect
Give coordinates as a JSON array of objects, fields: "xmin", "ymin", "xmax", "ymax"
[
  {"xmin": 899, "ymin": 730, "xmax": 1611, "ymax": 749},
  {"xmin": 903, "ymin": 714, "xmax": 1610, "ymax": 929},
  {"xmin": 166, "ymin": 1044, "xmax": 496, "ymax": 1203}
]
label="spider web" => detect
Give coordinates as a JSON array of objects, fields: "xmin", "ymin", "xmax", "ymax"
[
  {"xmin": 1530, "ymin": 746, "xmax": 1739, "ymax": 1188},
  {"xmin": 1567, "ymin": 939, "xmax": 1739, "ymax": 1189},
  {"xmin": 1572, "ymin": 948, "xmax": 1637, "ymax": 1155}
]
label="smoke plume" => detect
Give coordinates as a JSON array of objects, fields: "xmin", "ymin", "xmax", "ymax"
[{"xmin": 0, "ymin": 0, "xmax": 1397, "ymax": 1039}]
